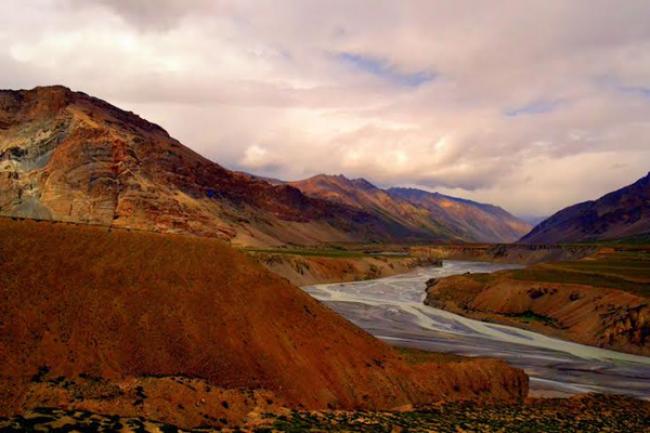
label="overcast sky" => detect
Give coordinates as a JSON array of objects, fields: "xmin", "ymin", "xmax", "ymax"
[{"xmin": 3, "ymin": 0, "xmax": 650, "ymax": 217}]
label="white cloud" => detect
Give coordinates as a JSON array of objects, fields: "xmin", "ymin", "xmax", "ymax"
[{"xmin": 2, "ymin": 0, "xmax": 650, "ymax": 216}]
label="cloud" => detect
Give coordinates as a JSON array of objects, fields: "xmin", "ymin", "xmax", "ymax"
[{"xmin": 2, "ymin": 0, "xmax": 650, "ymax": 216}]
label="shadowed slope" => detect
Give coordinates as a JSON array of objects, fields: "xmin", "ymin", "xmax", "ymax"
[{"xmin": 520, "ymin": 173, "xmax": 650, "ymax": 244}]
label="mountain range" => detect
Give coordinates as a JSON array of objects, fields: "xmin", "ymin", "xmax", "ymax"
[
  {"xmin": 290, "ymin": 175, "xmax": 531, "ymax": 243},
  {"xmin": 521, "ymin": 172, "xmax": 650, "ymax": 244},
  {"xmin": 0, "ymin": 86, "xmax": 531, "ymax": 245}
]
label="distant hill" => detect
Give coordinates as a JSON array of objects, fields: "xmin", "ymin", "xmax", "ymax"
[
  {"xmin": 290, "ymin": 174, "xmax": 530, "ymax": 243},
  {"xmin": 290, "ymin": 174, "xmax": 455, "ymax": 241},
  {"xmin": 388, "ymin": 187, "xmax": 532, "ymax": 243},
  {"xmin": 520, "ymin": 173, "xmax": 650, "ymax": 244}
]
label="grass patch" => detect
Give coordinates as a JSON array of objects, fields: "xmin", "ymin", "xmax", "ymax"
[{"xmin": 506, "ymin": 310, "xmax": 560, "ymax": 328}]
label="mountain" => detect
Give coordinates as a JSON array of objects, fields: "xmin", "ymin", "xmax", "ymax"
[
  {"xmin": 520, "ymin": 173, "xmax": 650, "ymax": 244},
  {"xmin": 0, "ymin": 86, "xmax": 415, "ymax": 247},
  {"xmin": 388, "ymin": 187, "xmax": 532, "ymax": 243},
  {"xmin": 290, "ymin": 174, "xmax": 531, "ymax": 243},
  {"xmin": 0, "ymin": 86, "xmax": 530, "ymax": 245},
  {"xmin": 0, "ymin": 217, "xmax": 527, "ymax": 422},
  {"xmin": 289, "ymin": 174, "xmax": 456, "ymax": 240}
]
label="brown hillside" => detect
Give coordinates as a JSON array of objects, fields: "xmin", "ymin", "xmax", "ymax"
[{"xmin": 0, "ymin": 217, "xmax": 527, "ymax": 422}]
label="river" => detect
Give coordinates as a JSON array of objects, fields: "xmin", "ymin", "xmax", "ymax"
[{"xmin": 303, "ymin": 260, "xmax": 650, "ymax": 399}]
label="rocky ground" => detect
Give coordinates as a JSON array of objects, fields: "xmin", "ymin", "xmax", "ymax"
[{"xmin": 2, "ymin": 394, "xmax": 648, "ymax": 432}]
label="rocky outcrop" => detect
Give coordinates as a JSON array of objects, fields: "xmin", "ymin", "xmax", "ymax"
[{"xmin": 0, "ymin": 217, "xmax": 527, "ymax": 428}]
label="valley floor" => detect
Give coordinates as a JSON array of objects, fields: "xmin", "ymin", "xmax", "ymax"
[
  {"xmin": 244, "ymin": 242, "xmax": 591, "ymax": 286},
  {"xmin": 251, "ymin": 242, "xmax": 650, "ymax": 357},
  {"xmin": 3, "ymin": 394, "xmax": 648, "ymax": 432}
]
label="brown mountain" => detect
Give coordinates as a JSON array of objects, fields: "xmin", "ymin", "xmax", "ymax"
[
  {"xmin": 0, "ymin": 217, "xmax": 527, "ymax": 425},
  {"xmin": 0, "ymin": 86, "xmax": 415, "ymax": 247},
  {"xmin": 290, "ymin": 175, "xmax": 531, "ymax": 243},
  {"xmin": 290, "ymin": 175, "xmax": 454, "ymax": 241},
  {"xmin": 520, "ymin": 173, "xmax": 650, "ymax": 244},
  {"xmin": 388, "ymin": 187, "xmax": 532, "ymax": 243},
  {"xmin": 0, "ymin": 86, "xmax": 531, "ymax": 246}
]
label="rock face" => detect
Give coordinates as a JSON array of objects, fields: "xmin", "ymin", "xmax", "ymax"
[
  {"xmin": 290, "ymin": 175, "xmax": 531, "ymax": 243},
  {"xmin": 520, "ymin": 173, "xmax": 650, "ymax": 244},
  {"xmin": 0, "ymin": 86, "xmax": 418, "ymax": 247},
  {"xmin": 0, "ymin": 217, "xmax": 528, "ymax": 426}
]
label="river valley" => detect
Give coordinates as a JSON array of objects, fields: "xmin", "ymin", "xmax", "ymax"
[{"xmin": 303, "ymin": 261, "xmax": 650, "ymax": 399}]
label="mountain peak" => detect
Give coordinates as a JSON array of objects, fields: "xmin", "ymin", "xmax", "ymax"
[{"xmin": 304, "ymin": 174, "xmax": 378, "ymax": 191}]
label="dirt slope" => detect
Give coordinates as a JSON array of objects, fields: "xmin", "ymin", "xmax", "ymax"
[{"xmin": 0, "ymin": 217, "xmax": 527, "ymax": 426}]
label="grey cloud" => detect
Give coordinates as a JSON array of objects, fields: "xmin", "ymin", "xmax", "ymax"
[{"xmin": 64, "ymin": 0, "xmax": 220, "ymax": 30}]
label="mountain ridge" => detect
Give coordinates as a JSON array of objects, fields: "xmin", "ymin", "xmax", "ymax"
[
  {"xmin": 290, "ymin": 174, "xmax": 530, "ymax": 243},
  {"xmin": 0, "ymin": 85, "xmax": 529, "ymax": 245},
  {"xmin": 0, "ymin": 86, "xmax": 414, "ymax": 246},
  {"xmin": 520, "ymin": 172, "xmax": 650, "ymax": 244}
]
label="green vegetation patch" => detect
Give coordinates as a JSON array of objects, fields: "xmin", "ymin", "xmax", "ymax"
[
  {"xmin": 506, "ymin": 310, "xmax": 560, "ymax": 328},
  {"xmin": 510, "ymin": 266, "xmax": 650, "ymax": 298}
]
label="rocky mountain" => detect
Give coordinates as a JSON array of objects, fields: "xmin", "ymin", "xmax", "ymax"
[
  {"xmin": 290, "ymin": 174, "xmax": 455, "ymax": 240},
  {"xmin": 290, "ymin": 174, "xmax": 531, "ymax": 243},
  {"xmin": 520, "ymin": 173, "xmax": 650, "ymax": 244},
  {"xmin": 0, "ymin": 86, "xmax": 530, "ymax": 246},
  {"xmin": 0, "ymin": 217, "xmax": 527, "ymax": 426},
  {"xmin": 0, "ymin": 86, "xmax": 418, "ymax": 247},
  {"xmin": 388, "ymin": 187, "xmax": 532, "ymax": 243}
]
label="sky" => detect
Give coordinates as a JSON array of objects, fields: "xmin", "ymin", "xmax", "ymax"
[{"xmin": 3, "ymin": 1, "xmax": 650, "ymax": 218}]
